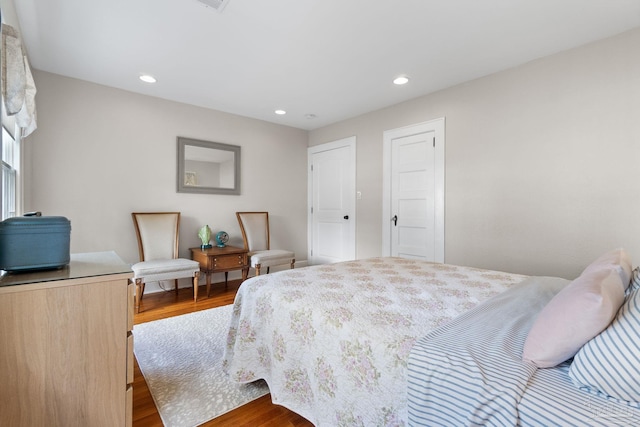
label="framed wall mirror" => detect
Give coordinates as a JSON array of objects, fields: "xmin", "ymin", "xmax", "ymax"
[{"xmin": 177, "ymin": 137, "xmax": 241, "ymax": 195}]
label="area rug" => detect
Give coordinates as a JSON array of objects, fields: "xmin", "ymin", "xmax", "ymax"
[{"xmin": 133, "ymin": 305, "xmax": 269, "ymax": 427}]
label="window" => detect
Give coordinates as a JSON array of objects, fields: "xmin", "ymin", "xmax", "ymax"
[
  {"xmin": 0, "ymin": 22, "xmax": 33, "ymax": 221},
  {"xmin": 1, "ymin": 125, "xmax": 19, "ymax": 220}
]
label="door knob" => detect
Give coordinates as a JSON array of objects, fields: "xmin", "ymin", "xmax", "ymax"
[
  {"xmin": 343, "ymin": 215, "xmax": 349, "ymax": 220},
  {"xmin": 392, "ymin": 215, "xmax": 398, "ymax": 226}
]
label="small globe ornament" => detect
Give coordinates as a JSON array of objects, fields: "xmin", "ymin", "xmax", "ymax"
[{"xmin": 215, "ymin": 231, "xmax": 229, "ymax": 247}]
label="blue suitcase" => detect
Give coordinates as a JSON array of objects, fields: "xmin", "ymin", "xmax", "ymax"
[{"xmin": 0, "ymin": 213, "xmax": 71, "ymax": 271}]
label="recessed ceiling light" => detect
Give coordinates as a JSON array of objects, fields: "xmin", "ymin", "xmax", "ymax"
[
  {"xmin": 139, "ymin": 74, "xmax": 157, "ymax": 83},
  {"xmin": 275, "ymin": 109, "xmax": 287, "ymax": 115},
  {"xmin": 393, "ymin": 75, "xmax": 409, "ymax": 85}
]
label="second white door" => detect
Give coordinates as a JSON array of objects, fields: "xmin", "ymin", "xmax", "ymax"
[{"xmin": 308, "ymin": 137, "xmax": 356, "ymax": 264}]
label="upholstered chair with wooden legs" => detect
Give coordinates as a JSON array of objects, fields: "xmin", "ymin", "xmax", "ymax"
[
  {"xmin": 236, "ymin": 211, "xmax": 295, "ymax": 277},
  {"xmin": 131, "ymin": 212, "xmax": 200, "ymax": 313}
]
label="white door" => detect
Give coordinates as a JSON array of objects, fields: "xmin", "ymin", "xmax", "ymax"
[
  {"xmin": 308, "ymin": 137, "xmax": 356, "ymax": 264},
  {"xmin": 391, "ymin": 132, "xmax": 435, "ymax": 259},
  {"xmin": 382, "ymin": 119, "xmax": 445, "ymax": 262}
]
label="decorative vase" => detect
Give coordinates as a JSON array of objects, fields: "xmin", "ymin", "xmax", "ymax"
[{"xmin": 198, "ymin": 225, "xmax": 212, "ymax": 249}]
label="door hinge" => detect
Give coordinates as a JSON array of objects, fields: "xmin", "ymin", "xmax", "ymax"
[
  {"xmin": 311, "ymin": 206, "xmax": 313, "ymax": 214},
  {"xmin": 310, "ymin": 164, "xmax": 314, "ymax": 171},
  {"xmin": 433, "ymin": 137, "xmax": 435, "ymax": 148}
]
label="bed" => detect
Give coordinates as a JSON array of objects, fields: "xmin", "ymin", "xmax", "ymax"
[
  {"xmin": 223, "ymin": 255, "xmax": 640, "ymax": 426},
  {"xmin": 222, "ymin": 257, "xmax": 525, "ymax": 425}
]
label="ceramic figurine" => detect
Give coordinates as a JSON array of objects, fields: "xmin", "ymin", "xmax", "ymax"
[{"xmin": 198, "ymin": 225, "xmax": 212, "ymax": 249}]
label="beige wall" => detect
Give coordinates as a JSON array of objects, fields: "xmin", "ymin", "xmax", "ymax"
[
  {"xmin": 309, "ymin": 28, "xmax": 640, "ymax": 279},
  {"xmin": 24, "ymin": 71, "xmax": 308, "ymax": 290},
  {"xmin": 12, "ymin": 0, "xmax": 640, "ymax": 281}
]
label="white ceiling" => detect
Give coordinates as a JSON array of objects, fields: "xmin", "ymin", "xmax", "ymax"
[{"xmin": 13, "ymin": 0, "xmax": 640, "ymax": 130}]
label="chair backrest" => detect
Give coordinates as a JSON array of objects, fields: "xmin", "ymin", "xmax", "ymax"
[
  {"xmin": 132, "ymin": 212, "xmax": 180, "ymax": 261},
  {"xmin": 236, "ymin": 212, "xmax": 270, "ymax": 252}
]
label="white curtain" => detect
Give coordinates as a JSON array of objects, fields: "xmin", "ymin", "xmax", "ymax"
[{"xmin": 1, "ymin": 24, "xmax": 37, "ymax": 137}]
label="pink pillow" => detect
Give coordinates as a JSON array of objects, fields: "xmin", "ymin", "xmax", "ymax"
[
  {"xmin": 522, "ymin": 267, "xmax": 625, "ymax": 368},
  {"xmin": 582, "ymin": 248, "xmax": 632, "ymax": 290}
]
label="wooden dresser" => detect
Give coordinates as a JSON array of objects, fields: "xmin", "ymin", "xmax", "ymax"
[{"xmin": 0, "ymin": 251, "xmax": 134, "ymax": 427}]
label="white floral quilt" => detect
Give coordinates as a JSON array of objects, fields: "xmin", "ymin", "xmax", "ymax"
[{"xmin": 223, "ymin": 257, "xmax": 526, "ymax": 426}]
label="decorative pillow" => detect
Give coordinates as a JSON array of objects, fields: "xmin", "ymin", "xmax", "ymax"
[
  {"xmin": 569, "ymin": 276, "xmax": 640, "ymax": 403},
  {"xmin": 522, "ymin": 267, "xmax": 626, "ymax": 368},
  {"xmin": 582, "ymin": 248, "xmax": 632, "ymax": 290},
  {"xmin": 629, "ymin": 266, "xmax": 640, "ymax": 294}
]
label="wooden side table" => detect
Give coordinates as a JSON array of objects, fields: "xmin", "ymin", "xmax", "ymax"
[{"xmin": 190, "ymin": 245, "xmax": 248, "ymax": 297}]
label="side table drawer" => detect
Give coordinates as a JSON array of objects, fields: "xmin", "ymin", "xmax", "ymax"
[{"xmin": 214, "ymin": 254, "xmax": 246, "ymax": 270}]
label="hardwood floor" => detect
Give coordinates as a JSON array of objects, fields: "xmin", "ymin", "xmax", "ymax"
[{"xmin": 132, "ymin": 280, "xmax": 314, "ymax": 427}]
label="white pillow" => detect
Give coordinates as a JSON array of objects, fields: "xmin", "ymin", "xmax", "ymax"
[
  {"xmin": 628, "ymin": 265, "xmax": 640, "ymax": 294},
  {"xmin": 569, "ymin": 267, "xmax": 640, "ymax": 403}
]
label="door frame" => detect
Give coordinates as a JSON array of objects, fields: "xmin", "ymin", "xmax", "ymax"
[
  {"xmin": 307, "ymin": 136, "xmax": 357, "ymax": 264},
  {"xmin": 382, "ymin": 118, "xmax": 445, "ymax": 261}
]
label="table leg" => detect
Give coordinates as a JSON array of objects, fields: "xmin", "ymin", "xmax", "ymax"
[{"xmin": 206, "ymin": 272, "xmax": 211, "ymax": 297}]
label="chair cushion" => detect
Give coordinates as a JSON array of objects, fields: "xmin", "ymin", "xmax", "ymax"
[
  {"xmin": 249, "ymin": 249, "xmax": 295, "ymax": 267},
  {"xmin": 132, "ymin": 258, "xmax": 200, "ymax": 282}
]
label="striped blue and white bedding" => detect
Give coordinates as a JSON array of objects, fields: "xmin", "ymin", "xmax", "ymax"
[
  {"xmin": 519, "ymin": 364, "xmax": 638, "ymax": 426},
  {"xmin": 407, "ymin": 276, "xmax": 640, "ymax": 426}
]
